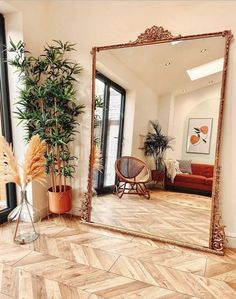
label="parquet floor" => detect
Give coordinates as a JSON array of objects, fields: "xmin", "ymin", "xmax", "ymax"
[
  {"xmin": 0, "ymin": 216, "xmax": 236, "ymax": 298},
  {"xmin": 91, "ymin": 190, "xmax": 211, "ymax": 247}
]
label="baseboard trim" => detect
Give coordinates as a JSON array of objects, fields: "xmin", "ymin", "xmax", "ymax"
[
  {"xmin": 40, "ymin": 207, "xmax": 48, "ymax": 219},
  {"xmin": 81, "ymin": 221, "xmax": 224, "ymax": 255},
  {"xmin": 226, "ymin": 233, "xmax": 236, "ymax": 248}
]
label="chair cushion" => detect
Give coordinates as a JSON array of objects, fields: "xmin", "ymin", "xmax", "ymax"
[
  {"xmin": 205, "ymin": 178, "xmax": 213, "ymax": 186},
  {"xmin": 175, "ymin": 174, "xmax": 206, "ymax": 184}
]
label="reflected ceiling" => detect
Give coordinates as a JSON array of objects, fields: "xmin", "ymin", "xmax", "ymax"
[{"xmin": 97, "ymin": 36, "xmax": 225, "ymax": 96}]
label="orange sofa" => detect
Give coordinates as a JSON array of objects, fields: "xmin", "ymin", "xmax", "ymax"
[{"xmin": 165, "ymin": 163, "xmax": 214, "ymax": 195}]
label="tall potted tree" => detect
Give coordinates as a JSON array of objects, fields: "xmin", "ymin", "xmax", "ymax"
[
  {"xmin": 144, "ymin": 121, "xmax": 174, "ymax": 181},
  {"xmin": 9, "ymin": 40, "xmax": 85, "ymax": 214}
]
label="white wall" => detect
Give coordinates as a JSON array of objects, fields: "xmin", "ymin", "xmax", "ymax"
[
  {"xmin": 172, "ymin": 84, "xmax": 221, "ymax": 164},
  {"xmin": 3, "ymin": 2, "xmax": 51, "ymax": 212},
  {"xmin": 155, "ymin": 85, "xmax": 220, "ymax": 164},
  {"xmin": 157, "ymin": 93, "xmax": 176, "ymax": 160},
  {"xmin": 157, "ymin": 93, "xmax": 174, "ymax": 135},
  {"xmin": 130, "ymin": 90, "xmax": 158, "ymax": 164},
  {"xmin": 2, "ymin": 0, "xmax": 236, "ymax": 246}
]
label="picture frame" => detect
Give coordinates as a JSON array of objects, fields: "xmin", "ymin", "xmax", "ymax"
[{"xmin": 186, "ymin": 118, "xmax": 213, "ymax": 154}]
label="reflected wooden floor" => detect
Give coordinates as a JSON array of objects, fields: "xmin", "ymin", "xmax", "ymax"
[
  {"xmin": 0, "ymin": 217, "xmax": 236, "ymax": 298},
  {"xmin": 91, "ymin": 190, "xmax": 211, "ymax": 247}
]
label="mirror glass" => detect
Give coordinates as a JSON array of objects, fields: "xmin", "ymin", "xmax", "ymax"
[{"xmin": 91, "ymin": 36, "xmax": 225, "ymax": 247}]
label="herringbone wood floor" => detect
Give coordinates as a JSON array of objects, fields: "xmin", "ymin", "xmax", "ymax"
[
  {"xmin": 0, "ymin": 216, "xmax": 236, "ymax": 298},
  {"xmin": 91, "ymin": 190, "xmax": 211, "ymax": 247}
]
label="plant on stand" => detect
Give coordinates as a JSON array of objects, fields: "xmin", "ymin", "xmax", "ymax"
[
  {"xmin": 144, "ymin": 121, "xmax": 174, "ymax": 181},
  {"xmin": 9, "ymin": 40, "xmax": 85, "ymax": 214},
  {"xmin": 89, "ymin": 95, "xmax": 104, "ymax": 199},
  {"xmin": 0, "ymin": 135, "xmax": 46, "ymax": 244},
  {"xmin": 92, "ymin": 95, "xmax": 104, "ymax": 172}
]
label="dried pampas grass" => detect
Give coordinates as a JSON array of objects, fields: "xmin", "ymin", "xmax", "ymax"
[
  {"xmin": 92, "ymin": 145, "xmax": 103, "ymax": 172},
  {"xmin": 0, "ymin": 134, "xmax": 47, "ymax": 190},
  {"xmin": 23, "ymin": 135, "xmax": 47, "ymax": 187},
  {"xmin": 0, "ymin": 136, "xmax": 21, "ymax": 187}
]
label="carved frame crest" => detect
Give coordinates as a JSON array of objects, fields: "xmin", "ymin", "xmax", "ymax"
[{"xmin": 81, "ymin": 26, "xmax": 233, "ymax": 255}]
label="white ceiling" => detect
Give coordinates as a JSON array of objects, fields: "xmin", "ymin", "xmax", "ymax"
[{"xmin": 97, "ymin": 36, "xmax": 225, "ymax": 96}]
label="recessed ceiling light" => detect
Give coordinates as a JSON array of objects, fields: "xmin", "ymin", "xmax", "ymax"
[
  {"xmin": 187, "ymin": 58, "xmax": 224, "ymax": 81},
  {"xmin": 164, "ymin": 62, "xmax": 171, "ymax": 66},
  {"xmin": 182, "ymin": 89, "xmax": 187, "ymax": 93},
  {"xmin": 201, "ymin": 48, "xmax": 207, "ymax": 53}
]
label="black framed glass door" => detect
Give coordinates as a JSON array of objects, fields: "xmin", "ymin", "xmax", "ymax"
[
  {"xmin": 94, "ymin": 72, "xmax": 125, "ymax": 194},
  {"xmin": 0, "ymin": 14, "xmax": 17, "ymax": 223}
]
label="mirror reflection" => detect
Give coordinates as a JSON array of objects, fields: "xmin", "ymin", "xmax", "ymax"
[{"xmin": 91, "ymin": 36, "xmax": 225, "ymax": 247}]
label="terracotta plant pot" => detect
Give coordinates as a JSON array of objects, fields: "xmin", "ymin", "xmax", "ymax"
[
  {"xmin": 151, "ymin": 170, "xmax": 164, "ymax": 182},
  {"xmin": 48, "ymin": 185, "xmax": 72, "ymax": 214}
]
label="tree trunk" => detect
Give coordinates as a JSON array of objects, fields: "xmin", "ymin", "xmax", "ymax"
[
  {"xmin": 57, "ymin": 145, "xmax": 62, "ymax": 192},
  {"xmin": 154, "ymin": 154, "xmax": 158, "ymax": 171}
]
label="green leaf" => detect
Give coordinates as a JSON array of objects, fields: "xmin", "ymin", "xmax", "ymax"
[{"xmin": 8, "ymin": 38, "xmax": 85, "ymax": 178}]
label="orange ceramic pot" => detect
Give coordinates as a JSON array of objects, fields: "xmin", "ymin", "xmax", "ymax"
[{"xmin": 48, "ymin": 185, "xmax": 72, "ymax": 214}]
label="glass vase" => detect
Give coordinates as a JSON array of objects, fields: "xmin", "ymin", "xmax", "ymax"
[{"xmin": 8, "ymin": 190, "xmax": 41, "ymax": 244}]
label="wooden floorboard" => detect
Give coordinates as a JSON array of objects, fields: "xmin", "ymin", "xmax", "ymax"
[
  {"xmin": 91, "ymin": 190, "xmax": 211, "ymax": 247},
  {"xmin": 0, "ymin": 217, "xmax": 236, "ymax": 298}
]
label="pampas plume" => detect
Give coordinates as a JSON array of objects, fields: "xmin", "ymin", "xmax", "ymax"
[
  {"xmin": 0, "ymin": 135, "xmax": 46, "ymax": 190},
  {"xmin": 0, "ymin": 136, "xmax": 21, "ymax": 187},
  {"xmin": 22, "ymin": 135, "xmax": 47, "ymax": 188},
  {"xmin": 92, "ymin": 145, "xmax": 103, "ymax": 172}
]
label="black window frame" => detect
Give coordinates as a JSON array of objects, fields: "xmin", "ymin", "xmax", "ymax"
[
  {"xmin": 95, "ymin": 72, "xmax": 126, "ymax": 194},
  {"xmin": 0, "ymin": 13, "xmax": 17, "ymax": 223}
]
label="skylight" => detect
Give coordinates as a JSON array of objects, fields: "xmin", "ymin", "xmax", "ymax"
[{"xmin": 187, "ymin": 58, "xmax": 224, "ymax": 81}]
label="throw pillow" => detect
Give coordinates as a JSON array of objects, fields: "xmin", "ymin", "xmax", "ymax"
[{"xmin": 178, "ymin": 160, "xmax": 192, "ymax": 174}]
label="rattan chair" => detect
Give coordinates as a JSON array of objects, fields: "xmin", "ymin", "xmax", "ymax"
[{"xmin": 114, "ymin": 156, "xmax": 150, "ymax": 199}]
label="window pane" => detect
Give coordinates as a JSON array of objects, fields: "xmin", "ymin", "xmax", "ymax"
[
  {"xmin": 0, "ymin": 14, "xmax": 16, "ymax": 221},
  {"xmin": 0, "ymin": 104, "xmax": 7, "ymax": 211},
  {"xmin": 104, "ymin": 87, "xmax": 122, "ymax": 187},
  {"xmin": 94, "ymin": 78, "xmax": 105, "ymax": 143},
  {"xmin": 93, "ymin": 78, "xmax": 105, "ymax": 188}
]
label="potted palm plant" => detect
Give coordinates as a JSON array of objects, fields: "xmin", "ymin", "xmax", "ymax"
[
  {"xmin": 144, "ymin": 121, "xmax": 174, "ymax": 181},
  {"xmin": 8, "ymin": 40, "xmax": 85, "ymax": 214}
]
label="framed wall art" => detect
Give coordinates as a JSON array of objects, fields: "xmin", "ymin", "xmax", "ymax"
[{"xmin": 186, "ymin": 118, "xmax": 213, "ymax": 154}]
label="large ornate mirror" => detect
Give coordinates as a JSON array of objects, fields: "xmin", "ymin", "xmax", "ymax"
[{"xmin": 82, "ymin": 27, "xmax": 233, "ymax": 254}]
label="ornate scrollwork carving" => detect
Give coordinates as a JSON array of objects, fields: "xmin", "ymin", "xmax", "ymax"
[
  {"xmin": 211, "ymin": 166, "xmax": 226, "ymax": 252},
  {"xmin": 132, "ymin": 26, "xmax": 178, "ymax": 44},
  {"xmin": 222, "ymin": 30, "xmax": 233, "ymax": 40},
  {"xmin": 212, "ymin": 218, "xmax": 225, "ymax": 251},
  {"xmin": 81, "ymin": 192, "xmax": 90, "ymax": 222}
]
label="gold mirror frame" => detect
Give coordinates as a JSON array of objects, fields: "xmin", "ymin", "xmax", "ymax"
[{"xmin": 81, "ymin": 26, "xmax": 233, "ymax": 255}]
